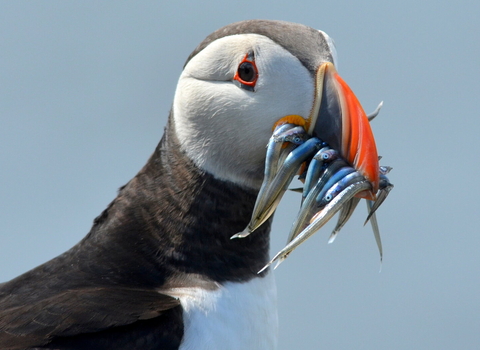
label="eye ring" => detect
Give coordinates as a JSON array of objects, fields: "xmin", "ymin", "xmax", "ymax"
[{"xmin": 234, "ymin": 53, "xmax": 258, "ymax": 90}]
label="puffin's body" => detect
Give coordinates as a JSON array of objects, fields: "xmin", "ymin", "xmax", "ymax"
[{"xmin": 0, "ymin": 20, "xmax": 376, "ymax": 349}]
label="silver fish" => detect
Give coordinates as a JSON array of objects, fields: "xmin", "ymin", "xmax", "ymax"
[
  {"xmin": 309, "ymin": 170, "xmax": 365, "ymax": 244},
  {"xmin": 264, "ymin": 124, "xmax": 298, "ymax": 182},
  {"xmin": 367, "ymin": 101, "xmax": 384, "ymax": 122},
  {"xmin": 273, "ymin": 125, "xmax": 310, "ymax": 145},
  {"xmin": 313, "ymin": 148, "xmax": 339, "ymax": 162},
  {"xmin": 286, "ymin": 159, "xmax": 351, "ymax": 243},
  {"xmin": 260, "ymin": 180, "xmax": 373, "ymax": 272},
  {"xmin": 329, "ymin": 168, "xmax": 393, "ymax": 260},
  {"xmin": 233, "ymin": 137, "xmax": 323, "ymax": 239},
  {"xmin": 287, "ymin": 159, "xmax": 355, "ymax": 243},
  {"xmin": 328, "ymin": 197, "xmax": 361, "ymax": 243},
  {"xmin": 315, "ymin": 170, "xmax": 365, "ymax": 208},
  {"xmin": 301, "ymin": 147, "xmax": 330, "ymax": 203},
  {"xmin": 290, "ymin": 153, "xmax": 391, "ymax": 262},
  {"xmin": 234, "ymin": 124, "xmax": 296, "ymax": 240},
  {"xmin": 364, "ymin": 173, "xmax": 394, "ymax": 225},
  {"xmin": 366, "ymin": 199, "xmax": 383, "ymax": 262}
]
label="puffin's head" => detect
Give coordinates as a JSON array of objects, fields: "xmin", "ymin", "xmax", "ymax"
[{"xmin": 173, "ymin": 20, "xmax": 378, "ymax": 192}]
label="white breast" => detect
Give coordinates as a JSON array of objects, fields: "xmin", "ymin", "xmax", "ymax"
[{"xmin": 172, "ymin": 271, "xmax": 278, "ymax": 350}]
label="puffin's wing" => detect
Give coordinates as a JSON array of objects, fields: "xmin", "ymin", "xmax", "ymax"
[{"xmin": 0, "ymin": 287, "xmax": 180, "ymax": 349}]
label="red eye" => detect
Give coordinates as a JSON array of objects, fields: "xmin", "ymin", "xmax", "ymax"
[
  {"xmin": 238, "ymin": 62, "xmax": 256, "ymax": 82},
  {"xmin": 234, "ymin": 53, "xmax": 258, "ymax": 90}
]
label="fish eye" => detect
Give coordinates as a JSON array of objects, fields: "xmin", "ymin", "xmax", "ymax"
[
  {"xmin": 322, "ymin": 153, "xmax": 329, "ymax": 160},
  {"xmin": 234, "ymin": 53, "xmax": 258, "ymax": 90},
  {"xmin": 294, "ymin": 137, "xmax": 301, "ymax": 143},
  {"xmin": 325, "ymin": 194, "xmax": 333, "ymax": 201}
]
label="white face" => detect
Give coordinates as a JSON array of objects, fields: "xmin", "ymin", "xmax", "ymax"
[{"xmin": 173, "ymin": 34, "xmax": 315, "ymax": 189}]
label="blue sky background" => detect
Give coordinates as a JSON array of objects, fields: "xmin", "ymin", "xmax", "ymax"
[{"xmin": 1, "ymin": 1, "xmax": 480, "ymax": 349}]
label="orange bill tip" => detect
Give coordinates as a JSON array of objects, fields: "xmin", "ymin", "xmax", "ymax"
[
  {"xmin": 308, "ymin": 62, "xmax": 380, "ymax": 197},
  {"xmin": 333, "ymin": 73, "xmax": 379, "ymax": 194}
]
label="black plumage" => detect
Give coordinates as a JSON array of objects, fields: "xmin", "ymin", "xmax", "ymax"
[
  {"xmin": 0, "ymin": 118, "xmax": 271, "ymax": 349},
  {"xmin": 0, "ymin": 19, "xmax": 335, "ymax": 349}
]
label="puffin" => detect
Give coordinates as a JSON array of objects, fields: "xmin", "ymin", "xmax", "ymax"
[{"xmin": 0, "ymin": 20, "xmax": 379, "ymax": 350}]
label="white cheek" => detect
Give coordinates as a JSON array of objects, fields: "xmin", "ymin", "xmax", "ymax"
[
  {"xmin": 173, "ymin": 35, "xmax": 314, "ymax": 189},
  {"xmin": 174, "ymin": 77, "xmax": 269, "ymax": 188},
  {"xmin": 253, "ymin": 45, "xmax": 315, "ymax": 122},
  {"xmin": 174, "ymin": 77, "xmax": 264, "ymax": 158}
]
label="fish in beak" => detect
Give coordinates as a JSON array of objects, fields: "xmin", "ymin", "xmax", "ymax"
[
  {"xmin": 232, "ymin": 135, "xmax": 323, "ymax": 239},
  {"xmin": 259, "ymin": 179, "xmax": 374, "ymax": 272},
  {"xmin": 235, "ymin": 61, "xmax": 392, "ymax": 269}
]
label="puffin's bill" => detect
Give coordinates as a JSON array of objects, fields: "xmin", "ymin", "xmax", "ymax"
[
  {"xmin": 232, "ymin": 137, "xmax": 323, "ymax": 239},
  {"xmin": 259, "ymin": 180, "xmax": 373, "ymax": 272},
  {"xmin": 307, "ymin": 62, "xmax": 379, "ymax": 198}
]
